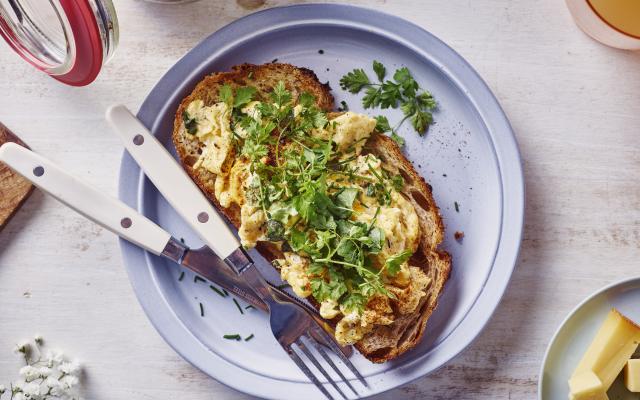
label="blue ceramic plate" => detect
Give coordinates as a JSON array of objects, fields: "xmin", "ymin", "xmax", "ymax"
[
  {"xmin": 539, "ymin": 277, "xmax": 640, "ymax": 400},
  {"xmin": 118, "ymin": 4, "xmax": 523, "ymax": 399}
]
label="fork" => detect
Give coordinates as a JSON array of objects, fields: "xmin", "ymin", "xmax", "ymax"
[{"xmin": 106, "ymin": 105, "xmax": 368, "ymax": 399}]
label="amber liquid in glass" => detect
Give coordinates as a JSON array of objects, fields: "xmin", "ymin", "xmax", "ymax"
[{"xmin": 588, "ymin": 0, "xmax": 640, "ymax": 39}]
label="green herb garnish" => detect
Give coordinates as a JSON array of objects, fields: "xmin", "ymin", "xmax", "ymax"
[
  {"xmin": 199, "ymin": 302, "xmax": 204, "ymax": 317},
  {"xmin": 223, "ymin": 334, "xmax": 242, "ymax": 341},
  {"xmin": 245, "ymin": 305, "xmax": 255, "ymax": 310},
  {"xmin": 384, "ymin": 250, "xmax": 413, "ymax": 276},
  {"xmin": 228, "ymin": 83, "xmax": 407, "ymax": 315},
  {"xmin": 182, "ymin": 110, "xmax": 198, "ymax": 135},
  {"xmin": 233, "ymin": 298, "xmax": 244, "ymax": 314},
  {"xmin": 210, "ymin": 285, "xmax": 227, "ymax": 297},
  {"xmin": 244, "ymin": 334, "xmax": 255, "ymax": 341},
  {"xmin": 194, "ymin": 275, "xmax": 206, "ymax": 284},
  {"xmin": 454, "ymin": 201, "xmax": 460, "ymax": 212},
  {"xmin": 340, "ymin": 60, "xmax": 437, "ymax": 143},
  {"xmin": 178, "ymin": 271, "xmax": 185, "ymax": 282}
]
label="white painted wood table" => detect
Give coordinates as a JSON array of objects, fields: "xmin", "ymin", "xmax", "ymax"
[{"xmin": 1, "ymin": 1, "xmax": 639, "ymax": 398}]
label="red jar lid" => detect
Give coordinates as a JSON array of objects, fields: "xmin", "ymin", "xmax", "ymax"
[{"xmin": 0, "ymin": 0, "xmax": 118, "ymax": 86}]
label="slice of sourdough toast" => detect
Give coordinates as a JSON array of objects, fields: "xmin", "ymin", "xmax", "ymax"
[{"xmin": 172, "ymin": 63, "xmax": 451, "ymax": 363}]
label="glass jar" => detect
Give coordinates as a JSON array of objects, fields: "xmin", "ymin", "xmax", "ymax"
[{"xmin": 0, "ymin": 0, "xmax": 119, "ymax": 86}]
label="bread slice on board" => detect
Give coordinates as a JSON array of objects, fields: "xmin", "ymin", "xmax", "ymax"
[
  {"xmin": 172, "ymin": 63, "xmax": 451, "ymax": 363},
  {"xmin": 0, "ymin": 123, "xmax": 34, "ymax": 231}
]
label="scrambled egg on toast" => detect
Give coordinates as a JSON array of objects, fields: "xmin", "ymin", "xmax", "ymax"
[{"xmin": 172, "ymin": 63, "xmax": 451, "ymax": 363}]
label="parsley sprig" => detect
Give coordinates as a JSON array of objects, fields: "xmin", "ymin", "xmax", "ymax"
[{"xmin": 339, "ymin": 60, "xmax": 437, "ymax": 146}]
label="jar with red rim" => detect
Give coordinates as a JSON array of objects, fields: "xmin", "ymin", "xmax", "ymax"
[{"xmin": 0, "ymin": 0, "xmax": 119, "ymax": 86}]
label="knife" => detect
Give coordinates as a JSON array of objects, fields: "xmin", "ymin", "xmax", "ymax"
[{"xmin": 105, "ymin": 106, "xmax": 361, "ymax": 389}]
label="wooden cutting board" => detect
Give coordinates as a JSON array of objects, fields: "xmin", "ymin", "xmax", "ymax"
[{"xmin": 0, "ymin": 123, "xmax": 34, "ymax": 230}]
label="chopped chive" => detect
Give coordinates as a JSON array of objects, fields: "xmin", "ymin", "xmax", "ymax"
[
  {"xmin": 245, "ymin": 305, "xmax": 255, "ymax": 310},
  {"xmin": 194, "ymin": 275, "xmax": 206, "ymax": 283},
  {"xmin": 233, "ymin": 298, "xmax": 244, "ymax": 314},
  {"xmin": 223, "ymin": 334, "xmax": 241, "ymax": 341},
  {"xmin": 244, "ymin": 334, "xmax": 255, "ymax": 342},
  {"xmin": 222, "ymin": 289, "xmax": 229, "ymax": 296},
  {"xmin": 276, "ymin": 283, "xmax": 290, "ymax": 290},
  {"xmin": 454, "ymin": 201, "xmax": 460, "ymax": 212},
  {"xmin": 209, "ymin": 285, "xmax": 227, "ymax": 297},
  {"xmin": 180, "ymin": 237, "xmax": 185, "ymax": 244},
  {"xmin": 271, "ymin": 58, "xmax": 278, "ymax": 63},
  {"xmin": 178, "ymin": 271, "xmax": 185, "ymax": 282},
  {"xmin": 199, "ymin": 302, "xmax": 204, "ymax": 317},
  {"xmin": 318, "ymin": 49, "xmax": 324, "ymax": 54}
]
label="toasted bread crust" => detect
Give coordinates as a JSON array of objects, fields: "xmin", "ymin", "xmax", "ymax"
[{"xmin": 172, "ymin": 63, "xmax": 451, "ymax": 363}]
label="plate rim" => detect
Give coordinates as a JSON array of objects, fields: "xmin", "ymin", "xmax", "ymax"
[
  {"xmin": 537, "ymin": 275, "xmax": 640, "ymax": 399},
  {"xmin": 118, "ymin": 3, "xmax": 525, "ymax": 398}
]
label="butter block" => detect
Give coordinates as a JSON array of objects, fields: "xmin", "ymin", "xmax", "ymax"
[
  {"xmin": 568, "ymin": 371, "xmax": 608, "ymax": 400},
  {"xmin": 625, "ymin": 359, "xmax": 640, "ymax": 392},
  {"xmin": 571, "ymin": 309, "xmax": 640, "ymax": 390}
]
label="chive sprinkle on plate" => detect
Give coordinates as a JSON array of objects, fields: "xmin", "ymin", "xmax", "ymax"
[
  {"xmin": 178, "ymin": 271, "xmax": 185, "ymax": 282},
  {"xmin": 233, "ymin": 298, "xmax": 244, "ymax": 314},
  {"xmin": 223, "ymin": 334, "xmax": 241, "ymax": 341},
  {"xmin": 194, "ymin": 275, "xmax": 206, "ymax": 284},
  {"xmin": 199, "ymin": 302, "xmax": 204, "ymax": 317},
  {"xmin": 245, "ymin": 305, "xmax": 255, "ymax": 310},
  {"xmin": 244, "ymin": 334, "xmax": 254, "ymax": 342},
  {"xmin": 209, "ymin": 285, "xmax": 227, "ymax": 298}
]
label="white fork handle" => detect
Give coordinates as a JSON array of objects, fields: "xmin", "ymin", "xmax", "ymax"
[
  {"xmin": 105, "ymin": 105, "xmax": 239, "ymax": 259},
  {"xmin": 0, "ymin": 142, "xmax": 171, "ymax": 255}
]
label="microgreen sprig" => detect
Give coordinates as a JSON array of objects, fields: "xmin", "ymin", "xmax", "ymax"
[
  {"xmin": 340, "ymin": 60, "xmax": 437, "ymax": 145},
  {"xmin": 232, "ymin": 82, "xmax": 408, "ymax": 314}
]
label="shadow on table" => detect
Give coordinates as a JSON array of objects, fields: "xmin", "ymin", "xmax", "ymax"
[{"xmin": 0, "ymin": 190, "xmax": 44, "ymax": 259}]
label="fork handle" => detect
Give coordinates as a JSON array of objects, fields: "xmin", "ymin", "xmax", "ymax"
[
  {"xmin": 0, "ymin": 142, "xmax": 171, "ymax": 255},
  {"xmin": 106, "ymin": 105, "xmax": 239, "ymax": 260}
]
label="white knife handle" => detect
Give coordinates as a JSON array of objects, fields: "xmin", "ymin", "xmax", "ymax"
[
  {"xmin": 0, "ymin": 142, "xmax": 171, "ymax": 256},
  {"xmin": 106, "ymin": 105, "xmax": 239, "ymax": 259}
]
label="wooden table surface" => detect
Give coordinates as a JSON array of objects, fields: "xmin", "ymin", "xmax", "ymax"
[{"xmin": 1, "ymin": 1, "xmax": 639, "ymax": 399}]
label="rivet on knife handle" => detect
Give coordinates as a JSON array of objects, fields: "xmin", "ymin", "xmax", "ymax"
[{"xmin": 106, "ymin": 105, "xmax": 239, "ymax": 260}]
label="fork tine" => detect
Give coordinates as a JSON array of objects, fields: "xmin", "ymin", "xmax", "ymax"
[
  {"xmin": 286, "ymin": 344, "xmax": 336, "ymax": 400},
  {"xmin": 311, "ymin": 325, "xmax": 369, "ymax": 387},
  {"xmin": 311, "ymin": 339, "xmax": 359, "ymax": 396},
  {"xmin": 296, "ymin": 338, "xmax": 348, "ymax": 400}
]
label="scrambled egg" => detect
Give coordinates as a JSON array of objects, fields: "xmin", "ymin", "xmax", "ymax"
[
  {"xmin": 356, "ymin": 191, "xmax": 420, "ymax": 260},
  {"xmin": 352, "ymin": 154, "xmax": 420, "ymax": 266},
  {"xmin": 238, "ymin": 203, "xmax": 266, "ymax": 248},
  {"xmin": 186, "ymin": 100, "xmax": 427, "ymax": 345},
  {"xmin": 319, "ymin": 299, "xmax": 340, "ymax": 319},
  {"xmin": 277, "ymin": 252, "xmax": 312, "ymax": 298},
  {"xmin": 214, "ymin": 157, "xmax": 250, "ymax": 209},
  {"xmin": 335, "ymin": 295, "xmax": 395, "ymax": 345},
  {"xmin": 186, "ymin": 100, "xmax": 234, "ymax": 175},
  {"xmin": 312, "ymin": 112, "xmax": 377, "ymax": 154}
]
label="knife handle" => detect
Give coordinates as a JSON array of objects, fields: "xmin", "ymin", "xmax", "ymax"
[
  {"xmin": 106, "ymin": 105, "xmax": 239, "ymax": 260},
  {"xmin": 0, "ymin": 142, "xmax": 171, "ymax": 256}
]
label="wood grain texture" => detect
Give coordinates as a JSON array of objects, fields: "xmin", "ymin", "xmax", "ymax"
[
  {"xmin": 0, "ymin": 0, "xmax": 639, "ymax": 399},
  {"xmin": 0, "ymin": 123, "xmax": 34, "ymax": 229}
]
